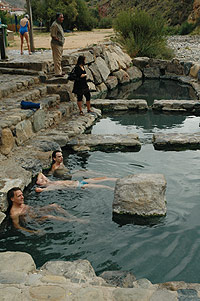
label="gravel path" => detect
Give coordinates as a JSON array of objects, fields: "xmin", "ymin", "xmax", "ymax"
[{"xmin": 167, "ymin": 35, "xmax": 200, "ymax": 63}]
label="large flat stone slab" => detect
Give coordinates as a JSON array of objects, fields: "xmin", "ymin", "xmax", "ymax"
[
  {"xmin": 91, "ymin": 99, "xmax": 148, "ymax": 112},
  {"xmin": 153, "ymin": 132, "xmax": 200, "ymax": 150},
  {"xmin": 113, "ymin": 174, "xmax": 167, "ymax": 217},
  {"xmin": 67, "ymin": 134, "xmax": 141, "ymax": 152},
  {"xmin": 152, "ymin": 99, "xmax": 200, "ymax": 115}
]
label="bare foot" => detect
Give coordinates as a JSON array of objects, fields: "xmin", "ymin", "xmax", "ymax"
[{"xmin": 35, "ymin": 187, "xmax": 44, "ymax": 193}]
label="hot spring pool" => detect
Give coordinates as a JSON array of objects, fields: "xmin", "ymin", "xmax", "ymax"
[{"xmin": 1, "ymin": 79, "xmax": 200, "ymax": 284}]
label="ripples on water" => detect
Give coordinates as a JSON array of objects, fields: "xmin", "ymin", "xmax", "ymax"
[{"xmin": 1, "ymin": 80, "xmax": 200, "ymax": 284}]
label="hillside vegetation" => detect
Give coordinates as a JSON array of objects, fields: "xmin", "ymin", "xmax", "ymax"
[
  {"xmin": 5, "ymin": 0, "xmax": 26, "ymax": 8},
  {"xmin": 99, "ymin": 0, "xmax": 194, "ymax": 26}
]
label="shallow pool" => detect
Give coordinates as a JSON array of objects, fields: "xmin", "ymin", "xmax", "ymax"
[{"xmin": 1, "ymin": 80, "xmax": 200, "ymax": 284}]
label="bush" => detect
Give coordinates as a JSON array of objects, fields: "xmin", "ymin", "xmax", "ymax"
[
  {"xmin": 0, "ymin": 11, "xmax": 8, "ymax": 24},
  {"xmin": 113, "ymin": 9, "xmax": 174, "ymax": 59},
  {"xmin": 178, "ymin": 21, "xmax": 196, "ymax": 35},
  {"xmin": 98, "ymin": 17, "xmax": 113, "ymax": 29}
]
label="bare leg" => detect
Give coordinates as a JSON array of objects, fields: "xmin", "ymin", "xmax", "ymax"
[
  {"xmin": 83, "ymin": 183, "xmax": 114, "ymax": 190},
  {"xmin": 36, "ymin": 173, "xmax": 50, "ymax": 186},
  {"xmin": 20, "ymin": 33, "xmax": 24, "ymax": 54},
  {"xmin": 38, "ymin": 214, "xmax": 88, "ymax": 224},
  {"xmin": 35, "ymin": 186, "xmax": 62, "ymax": 193},
  {"xmin": 86, "ymin": 100, "xmax": 91, "ymax": 112},
  {"xmin": 77, "ymin": 101, "xmax": 83, "ymax": 114},
  {"xmin": 86, "ymin": 177, "xmax": 118, "ymax": 183},
  {"xmin": 24, "ymin": 32, "xmax": 31, "ymax": 54}
]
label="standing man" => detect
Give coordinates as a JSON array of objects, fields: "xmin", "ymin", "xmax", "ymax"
[{"xmin": 50, "ymin": 13, "xmax": 65, "ymax": 77}]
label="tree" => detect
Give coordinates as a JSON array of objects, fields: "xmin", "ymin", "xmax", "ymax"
[
  {"xmin": 31, "ymin": 0, "xmax": 78, "ymax": 31},
  {"xmin": 75, "ymin": 0, "xmax": 96, "ymax": 30}
]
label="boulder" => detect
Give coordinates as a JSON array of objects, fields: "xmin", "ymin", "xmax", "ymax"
[
  {"xmin": 132, "ymin": 57, "xmax": 150, "ymax": 69},
  {"xmin": 89, "ymin": 63, "xmax": 103, "ymax": 85},
  {"xmin": 104, "ymin": 50, "xmax": 119, "ymax": 72},
  {"xmin": 77, "ymin": 50, "xmax": 94, "ymax": 64},
  {"xmin": 143, "ymin": 67, "xmax": 160, "ymax": 78},
  {"xmin": 96, "ymin": 83, "xmax": 108, "ymax": 93},
  {"xmin": 95, "ymin": 56, "xmax": 110, "ymax": 82},
  {"xmin": 112, "ymin": 45, "xmax": 132, "ymax": 68},
  {"xmin": 15, "ymin": 120, "xmax": 34, "ymax": 146},
  {"xmin": 105, "ymin": 76, "xmax": 118, "ymax": 90},
  {"xmin": 0, "ymin": 252, "xmax": 36, "ymax": 273},
  {"xmin": 190, "ymin": 64, "xmax": 200, "ymax": 78},
  {"xmin": 0, "ymin": 128, "xmax": 15, "ymax": 155},
  {"xmin": 40, "ymin": 259, "xmax": 96, "ymax": 280},
  {"xmin": 99, "ymin": 271, "xmax": 136, "ymax": 288},
  {"xmin": 113, "ymin": 69, "xmax": 130, "ymax": 84},
  {"xmin": 32, "ymin": 109, "xmax": 46, "ymax": 132},
  {"xmin": 113, "ymin": 174, "xmax": 167, "ymax": 217},
  {"xmin": 0, "ymin": 211, "xmax": 6, "ymax": 224},
  {"xmin": 166, "ymin": 59, "xmax": 184, "ymax": 75},
  {"xmin": 126, "ymin": 66, "xmax": 143, "ymax": 81},
  {"xmin": 184, "ymin": 62, "xmax": 193, "ymax": 76},
  {"xmin": 85, "ymin": 66, "xmax": 94, "ymax": 82}
]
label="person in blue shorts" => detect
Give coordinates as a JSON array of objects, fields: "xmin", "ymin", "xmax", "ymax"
[
  {"xmin": 35, "ymin": 172, "xmax": 117, "ymax": 192},
  {"xmin": 19, "ymin": 14, "xmax": 31, "ymax": 55}
]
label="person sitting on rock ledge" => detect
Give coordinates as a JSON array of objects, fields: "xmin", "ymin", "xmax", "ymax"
[
  {"xmin": 7, "ymin": 187, "xmax": 87, "ymax": 233},
  {"xmin": 36, "ymin": 172, "xmax": 117, "ymax": 193}
]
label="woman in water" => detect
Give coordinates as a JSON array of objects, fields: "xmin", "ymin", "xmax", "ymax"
[{"xmin": 19, "ymin": 14, "xmax": 31, "ymax": 55}]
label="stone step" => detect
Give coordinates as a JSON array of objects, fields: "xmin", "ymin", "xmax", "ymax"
[
  {"xmin": 0, "ymin": 60, "xmax": 49, "ymax": 72},
  {"xmin": 67, "ymin": 134, "xmax": 141, "ymax": 152},
  {"xmin": 153, "ymin": 132, "xmax": 200, "ymax": 150},
  {"xmin": 0, "ymin": 67, "xmax": 42, "ymax": 76},
  {"xmin": 0, "ymin": 85, "xmax": 48, "ymax": 112},
  {"xmin": 45, "ymin": 76, "xmax": 69, "ymax": 84},
  {"xmin": 91, "ymin": 98, "xmax": 148, "ymax": 112},
  {"xmin": 46, "ymin": 83, "xmax": 74, "ymax": 102},
  {"xmin": 152, "ymin": 99, "xmax": 200, "ymax": 115},
  {"xmin": 0, "ymin": 74, "xmax": 41, "ymax": 100}
]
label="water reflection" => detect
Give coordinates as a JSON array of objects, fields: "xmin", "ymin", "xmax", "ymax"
[
  {"xmin": 112, "ymin": 213, "xmax": 165, "ymax": 227},
  {"xmin": 106, "ymin": 79, "xmax": 197, "ymax": 106}
]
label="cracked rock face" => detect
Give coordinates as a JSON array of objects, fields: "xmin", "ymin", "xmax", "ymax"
[{"xmin": 113, "ymin": 174, "xmax": 167, "ymax": 217}]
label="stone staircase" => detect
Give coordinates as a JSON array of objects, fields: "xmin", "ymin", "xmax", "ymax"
[{"xmin": 0, "ymin": 73, "xmax": 77, "ymax": 154}]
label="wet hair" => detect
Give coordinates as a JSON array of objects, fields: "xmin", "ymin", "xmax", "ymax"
[
  {"xmin": 76, "ymin": 55, "xmax": 86, "ymax": 66},
  {"xmin": 56, "ymin": 13, "xmax": 62, "ymax": 20},
  {"xmin": 52, "ymin": 150, "xmax": 62, "ymax": 163},
  {"xmin": 6, "ymin": 187, "xmax": 22, "ymax": 214}
]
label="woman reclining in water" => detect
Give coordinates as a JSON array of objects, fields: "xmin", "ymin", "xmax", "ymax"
[{"xmin": 35, "ymin": 173, "xmax": 117, "ymax": 193}]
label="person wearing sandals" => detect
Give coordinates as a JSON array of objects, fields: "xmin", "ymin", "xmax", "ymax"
[{"xmin": 72, "ymin": 55, "xmax": 93, "ymax": 115}]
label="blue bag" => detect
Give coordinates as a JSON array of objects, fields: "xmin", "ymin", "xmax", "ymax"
[{"xmin": 21, "ymin": 100, "xmax": 40, "ymax": 110}]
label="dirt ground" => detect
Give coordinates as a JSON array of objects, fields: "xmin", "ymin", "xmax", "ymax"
[{"xmin": 7, "ymin": 28, "xmax": 114, "ymax": 51}]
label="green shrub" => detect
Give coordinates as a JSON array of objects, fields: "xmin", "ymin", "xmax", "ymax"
[
  {"xmin": 0, "ymin": 11, "xmax": 8, "ymax": 24},
  {"xmin": 178, "ymin": 21, "xmax": 196, "ymax": 35},
  {"xmin": 113, "ymin": 8, "xmax": 174, "ymax": 59},
  {"xmin": 98, "ymin": 17, "xmax": 113, "ymax": 29}
]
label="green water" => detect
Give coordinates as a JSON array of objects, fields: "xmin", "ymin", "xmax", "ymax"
[{"xmin": 1, "ymin": 79, "xmax": 200, "ymax": 284}]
